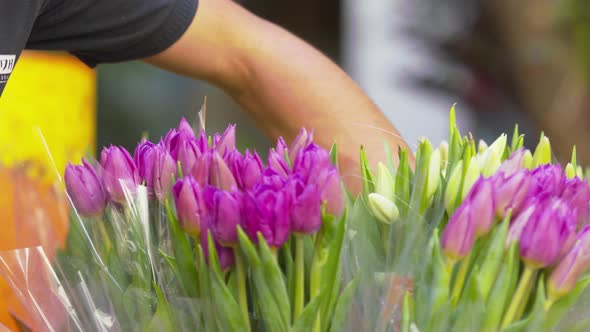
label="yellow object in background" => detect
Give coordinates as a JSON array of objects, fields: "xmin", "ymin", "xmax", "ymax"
[
  {"xmin": 0, "ymin": 51, "xmax": 96, "ymax": 331},
  {"xmin": 0, "ymin": 51, "xmax": 96, "ymax": 177}
]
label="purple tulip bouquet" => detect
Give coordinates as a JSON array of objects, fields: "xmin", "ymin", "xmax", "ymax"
[
  {"xmin": 0, "ymin": 117, "xmax": 353, "ymax": 332},
  {"xmin": 347, "ymin": 106, "xmax": 590, "ymax": 331}
]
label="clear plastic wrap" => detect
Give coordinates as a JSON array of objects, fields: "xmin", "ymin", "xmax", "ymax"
[{"xmin": 0, "ymin": 117, "xmax": 353, "ymax": 332}]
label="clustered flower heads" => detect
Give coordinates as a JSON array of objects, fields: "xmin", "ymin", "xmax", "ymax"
[
  {"xmin": 441, "ymin": 148, "xmax": 590, "ymax": 311},
  {"xmin": 65, "ymin": 119, "xmax": 344, "ymax": 271}
]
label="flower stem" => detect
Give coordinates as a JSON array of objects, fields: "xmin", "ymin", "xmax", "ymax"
[
  {"xmin": 95, "ymin": 217, "xmax": 112, "ymax": 253},
  {"xmin": 501, "ymin": 265, "xmax": 537, "ymax": 329},
  {"xmin": 451, "ymin": 253, "xmax": 471, "ymax": 306},
  {"xmin": 294, "ymin": 237, "xmax": 305, "ymax": 321},
  {"xmin": 235, "ymin": 250, "xmax": 251, "ymax": 332},
  {"xmin": 544, "ymin": 298, "xmax": 555, "ymax": 312},
  {"xmin": 310, "ymin": 255, "xmax": 322, "ymax": 332}
]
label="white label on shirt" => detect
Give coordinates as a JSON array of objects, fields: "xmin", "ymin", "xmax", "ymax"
[
  {"xmin": 0, "ymin": 55, "xmax": 16, "ymax": 75},
  {"xmin": 0, "ymin": 54, "xmax": 15, "ymax": 84}
]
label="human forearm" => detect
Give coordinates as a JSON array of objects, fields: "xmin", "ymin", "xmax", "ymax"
[
  {"xmin": 145, "ymin": 0, "xmax": 412, "ymax": 193},
  {"xmin": 228, "ymin": 13, "xmax": 410, "ymax": 191}
]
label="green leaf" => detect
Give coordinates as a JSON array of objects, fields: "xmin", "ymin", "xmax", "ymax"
[
  {"xmin": 329, "ymin": 143, "xmax": 338, "ymax": 167},
  {"xmin": 523, "ymin": 274, "xmax": 548, "ymax": 332},
  {"xmin": 146, "ymin": 285, "xmax": 177, "ymax": 332},
  {"xmin": 292, "ymin": 296, "xmax": 322, "ymax": 332},
  {"xmin": 240, "ymin": 229, "xmax": 289, "ymax": 332},
  {"xmin": 328, "ymin": 273, "xmax": 361, "ymax": 332},
  {"xmin": 409, "ymin": 139, "xmax": 433, "ymax": 216},
  {"xmin": 122, "ymin": 284, "xmax": 155, "ymax": 328},
  {"xmin": 209, "ymin": 266, "xmax": 248, "ymax": 332},
  {"xmin": 500, "ymin": 317, "xmax": 530, "ymax": 332},
  {"xmin": 360, "ymin": 146, "xmax": 375, "ymax": 194},
  {"xmin": 320, "ymin": 209, "xmax": 348, "ymax": 331},
  {"xmin": 401, "ymin": 291, "xmax": 412, "ymax": 332},
  {"xmin": 395, "ymin": 149, "xmax": 412, "ymax": 217},
  {"xmin": 237, "ymin": 227, "xmax": 261, "ymax": 267},
  {"xmin": 257, "ymin": 234, "xmax": 292, "ymax": 327},
  {"xmin": 159, "ymin": 249, "xmax": 185, "ymax": 290},
  {"xmin": 349, "ymin": 197, "xmax": 385, "ymax": 272},
  {"xmin": 446, "ymin": 104, "xmax": 464, "ymax": 179},
  {"xmin": 283, "ymin": 240, "xmax": 296, "ymax": 312},
  {"xmin": 164, "ymin": 200, "xmax": 199, "ymax": 297},
  {"xmin": 384, "ymin": 141, "xmax": 396, "ymax": 173},
  {"xmin": 204, "ymin": 233, "xmax": 249, "ymax": 332},
  {"xmin": 430, "ymin": 229, "xmax": 450, "ymax": 317},
  {"xmin": 481, "ymin": 243, "xmax": 520, "ymax": 332},
  {"xmin": 478, "ymin": 212, "xmax": 511, "ymax": 301},
  {"xmin": 227, "ymin": 269, "xmax": 241, "ymax": 306},
  {"xmin": 565, "ymin": 317, "xmax": 590, "ymax": 332},
  {"xmin": 453, "ymin": 266, "xmax": 485, "ymax": 331},
  {"xmin": 571, "ymin": 145, "xmax": 578, "ymax": 169},
  {"xmin": 545, "ymin": 274, "xmax": 590, "ymax": 329},
  {"xmin": 197, "ymin": 246, "xmax": 217, "ymax": 332},
  {"xmin": 510, "ymin": 124, "xmax": 520, "ymax": 152}
]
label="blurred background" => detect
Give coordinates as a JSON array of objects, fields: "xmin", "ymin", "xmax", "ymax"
[{"xmin": 94, "ymin": 0, "xmax": 587, "ymax": 160}]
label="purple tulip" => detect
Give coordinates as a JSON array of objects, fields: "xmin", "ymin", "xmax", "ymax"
[
  {"xmin": 493, "ymin": 170, "xmax": 532, "ymax": 218},
  {"xmin": 465, "ymin": 176, "xmax": 496, "ymax": 238},
  {"xmin": 210, "ymin": 151, "xmax": 237, "ymax": 191},
  {"xmin": 442, "ymin": 202, "xmax": 475, "ymax": 261},
  {"xmin": 191, "ymin": 152, "xmax": 212, "ymax": 185},
  {"xmin": 135, "ymin": 141, "xmax": 177, "ymax": 200},
  {"xmin": 169, "ymin": 130, "xmax": 202, "ymax": 176},
  {"xmin": 65, "ymin": 160, "xmax": 107, "ymax": 217},
  {"xmin": 201, "ymin": 222, "xmax": 235, "ymax": 271},
  {"xmin": 177, "ymin": 118, "xmax": 195, "ymax": 137},
  {"xmin": 288, "ymin": 128, "xmax": 313, "ymax": 162},
  {"xmin": 195, "ymin": 130, "xmax": 210, "ymax": 152},
  {"xmin": 530, "ymin": 164, "xmax": 564, "ymax": 197},
  {"xmin": 275, "ymin": 137, "xmax": 288, "ymax": 158},
  {"xmin": 261, "ymin": 168, "xmax": 288, "ymax": 191},
  {"xmin": 243, "ymin": 185, "xmax": 291, "ymax": 247},
  {"xmin": 548, "ymin": 226, "xmax": 590, "ymax": 300},
  {"xmin": 163, "ymin": 128, "xmax": 178, "ymax": 151},
  {"xmin": 213, "ymin": 124, "xmax": 236, "ymax": 156},
  {"xmin": 100, "ymin": 146, "xmax": 141, "ymax": 203},
  {"xmin": 173, "ymin": 177, "xmax": 207, "ymax": 237},
  {"xmin": 506, "ymin": 199, "xmax": 543, "ymax": 249},
  {"xmin": 206, "ymin": 187, "xmax": 243, "ymax": 246},
  {"xmin": 316, "ymin": 168, "xmax": 344, "ymax": 217},
  {"xmin": 268, "ymin": 148, "xmax": 290, "ymax": 178},
  {"xmin": 227, "ymin": 149, "xmax": 264, "ymax": 190},
  {"xmin": 559, "ymin": 177, "xmax": 590, "ymax": 227},
  {"xmin": 293, "ymin": 143, "xmax": 331, "ymax": 183},
  {"xmin": 497, "ymin": 148, "xmax": 527, "ymax": 176},
  {"xmin": 240, "ymin": 150, "xmax": 264, "ymax": 189},
  {"xmin": 286, "ymin": 176, "xmax": 322, "ymax": 234},
  {"xmin": 134, "ymin": 140, "xmax": 156, "ymax": 188},
  {"xmin": 152, "ymin": 144, "xmax": 177, "ymax": 201},
  {"xmin": 520, "ymin": 198, "xmax": 576, "ymax": 268}
]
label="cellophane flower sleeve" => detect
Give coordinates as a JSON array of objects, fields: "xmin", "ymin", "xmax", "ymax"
[
  {"xmin": 344, "ymin": 106, "xmax": 590, "ymax": 332},
  {"xmin": 0, "ymin": 114, "xmax": 354, "ymax": 332}
]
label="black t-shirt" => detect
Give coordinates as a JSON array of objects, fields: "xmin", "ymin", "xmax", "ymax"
[{"xmin": 0, "ymin": 0, "xmax": 199, "ymax": 96}]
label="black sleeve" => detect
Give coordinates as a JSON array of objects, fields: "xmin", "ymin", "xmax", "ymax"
[{"xmin": 27, "ymin": 0, "xmax": 199, "ymax": 67}]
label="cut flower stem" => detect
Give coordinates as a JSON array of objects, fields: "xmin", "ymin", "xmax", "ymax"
[
  {"xmin": 294, "ymin": 236, "xmax": 305, "ymax": 320},
  {"xmin": 311, "ymin": 253, "xmax": 322, "ymax": 332},
  {"xmin": 501, "ymin": 265, "xmax": 538, "ymax": 329},
  {"xmin": 451, "ymin": 253, "xmax": 471, "ymax": 305},
  {"xmin": 235, "ymin": 250, "xmax": 251, "ymax": 332}
]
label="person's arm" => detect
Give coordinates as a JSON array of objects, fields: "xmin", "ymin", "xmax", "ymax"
[{"xmin": 145, "ymin": 0, "xmax": 412, "ymax": 193}]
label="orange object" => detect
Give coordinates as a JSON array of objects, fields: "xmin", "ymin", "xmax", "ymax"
[{"xmin": 0, "ymin": 51, "xmax": 96, "ymax": 330}]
